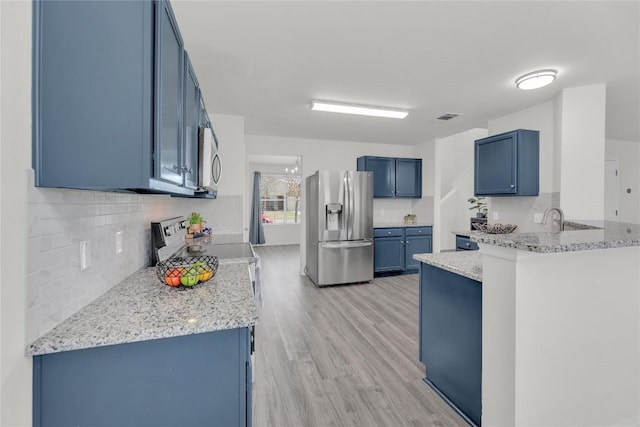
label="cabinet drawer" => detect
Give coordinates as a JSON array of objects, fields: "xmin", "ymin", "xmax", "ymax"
[
  {"xmin": 405, "ymin": 226, "xmax": 432, "ymax": 236},
  {"xmin": 374, "ymin": 228, "xmax": 404, "ymax": 238},
  {"xmin": 456, "ymin": 236, "xmax": 479, "ymax": 251}
]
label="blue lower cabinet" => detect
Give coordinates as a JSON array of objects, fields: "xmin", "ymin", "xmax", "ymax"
[
  {"xmin": 374, "ymin": 227, "xmax": 432, "ymax": 275},
  {"xmin": 374, "ymin": 235, "xmax": 404, "ymax": 272},
  {"xmin": 33, "ymin": 327, "xmax": 252, "ymax": 427},
  {"xmin": 419, "ymin": 264, "xmax": 482, "ymax": 426},
  {"xmin": 456, "ymin": 235, "xmax": 479, "ymax": 251}
]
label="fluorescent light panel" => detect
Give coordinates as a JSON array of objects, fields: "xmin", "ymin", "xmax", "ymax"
[{"xmin": 310, "ymin": 100, "xmax": 409, "ymax": 119}]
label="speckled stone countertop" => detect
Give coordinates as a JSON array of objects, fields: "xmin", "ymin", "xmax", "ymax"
[
  {"xmin": 471, "ymin": 221, "xmax": 640, "ymax": 253},
  {"xmin": 26, "ymin": 262, "xmax": 257, "ymax": 356},
  {"xmin": 452, "ymin": 230, "xmax": 472, "ymax": 237},
  {"xmin": 374, "ymin": 222, "xmax": 433, "ymax": 228},
  {"xmin": 413, "ymin": 252, "xmax": 482, "ymax": 282}
]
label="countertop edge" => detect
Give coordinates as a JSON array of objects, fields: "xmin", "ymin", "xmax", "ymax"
[
  {"xmin": 414, "ymin": 252, "xmax": 482, "ymax": 282},
  {"xmin": 26, "ymin": 262, "xmax": 258, "ymax": 357}
]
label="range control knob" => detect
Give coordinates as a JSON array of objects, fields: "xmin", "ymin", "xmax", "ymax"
[{"xmin": 164, "ymin": 226, "xmax": 173, "ymax": 236}]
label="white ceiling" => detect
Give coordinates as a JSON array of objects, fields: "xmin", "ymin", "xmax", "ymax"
[{"xmin": 172, "ymin": 1, "xmax": 639, "ymax": 145}]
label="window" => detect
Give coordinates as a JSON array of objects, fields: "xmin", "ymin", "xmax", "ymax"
[{"xmin": 260, "ymin": 173, "xmax": 301, "ymax": 224}]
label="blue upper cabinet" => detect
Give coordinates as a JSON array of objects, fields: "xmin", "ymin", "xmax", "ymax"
[
  {"xmin": 33, "ymin": 0, "xmax": 202, "ymax": 196},
  {"xmin": 474, "ymin": 129, "xmax": 539, "ymax": 196},
  {"xmin": 358, "ymin": 157, "xmax": 395, "ymax": 197},
  {"xmin": 183, "ymin": 52, "xmax": 200, "ymax": 189},
  {"xmin": 155, "ymin": 0, "xmax": 185, "ymax": 187},
  {"xmin": 395, "ymin": 158, "xmax": 422, "ymax": 197},
  {"xmin": 357, "ymin": 156, "xmax": 422, "ymax": 198}
]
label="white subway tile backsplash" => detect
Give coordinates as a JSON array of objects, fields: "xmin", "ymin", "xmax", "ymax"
[
  {"xmin": 26, "ymin": 179, "xmax": 243, "ymax": 344},
  {"xmin": 488, "ymin": 192, "xmax": 560, "ymax": 233}
]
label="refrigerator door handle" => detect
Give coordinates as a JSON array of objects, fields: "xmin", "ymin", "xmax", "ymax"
[
  {"xmin": 346, "ymin": 172, "xmax": 354, "ymax": 240},
  {"xmin": 321, "ymin": 240, "xmax": 373, "ymax": 249}
]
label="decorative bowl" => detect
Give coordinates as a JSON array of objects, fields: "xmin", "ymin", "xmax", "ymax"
[
  {"xmin": 472, "ymin": 223, "xmax": 518, "ymax": 234},
  {"xmin": 156, "ymin": 255, "xmax": 219, "ymax": 288}
]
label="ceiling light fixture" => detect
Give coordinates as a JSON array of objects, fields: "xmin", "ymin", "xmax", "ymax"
[
  {"xmin": 515, "ymin": 69, "xmax": 557, "ymax": 90},
  {"xmin": 310, "ymin": 100, "xmax": 409, "ymax": 119}
]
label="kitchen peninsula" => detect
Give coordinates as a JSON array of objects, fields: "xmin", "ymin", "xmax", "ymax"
[
  {"xmin": 415, "ymin": 221, "xmax": 640, "ymax": 427},
  {"xmin": 27, "ymin": 260, "xmax": 257, "ymax": 427}
]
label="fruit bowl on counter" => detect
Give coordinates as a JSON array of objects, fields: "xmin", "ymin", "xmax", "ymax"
[{"xmin": 156, "ymin": 255, "xmax": 219, "ymax": 288}]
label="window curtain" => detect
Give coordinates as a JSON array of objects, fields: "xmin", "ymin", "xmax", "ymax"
[{"xmin": 249, "ymin": 171, "xmax": 266, "ymax": 245}]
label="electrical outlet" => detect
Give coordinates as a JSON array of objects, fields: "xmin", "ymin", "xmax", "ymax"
[
  {"xmin": 533, "ymin": 213, "xmax": 544, "ymax": 224},
  {"xmin": 492, "ymin": 211, "xmax": 499, "ymax": 220},
  {"xmin": 115, "ymin": 231, "xmax": 123, "ymax": 254},
  {"xmin": 80, "ymin": 240, "xmax": 90, "ymax": 271}
]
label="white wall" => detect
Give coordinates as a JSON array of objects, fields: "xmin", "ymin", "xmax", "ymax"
[
  {"xmin": 605, "ymin": 139, "xmax": 640, "ymax": 224},
  {"xmin": 1, "ymin": 1, "xmax": 32, "ymax": 425},
  {"xmin": 558, "ymin": 83, "xmax": 606, "ymax": 220},
  {"xmin": 432, "ymin": 128, "xmax": 488, "ymax": 251},
  {"xmin": 245, "ymin": 134, "xmax": 417, "ymax": 272},
  {"xmin": 482, "ymin": 245, "xmax": 640, "ymax": 426}
]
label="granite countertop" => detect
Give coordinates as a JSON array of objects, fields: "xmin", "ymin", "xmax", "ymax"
[
  {"xmin": 413, "ymin": 251, "xmax": 482, "ymax": 282},
  {"xmin": 452, "ymin": 230, "xmax": 472, "ymax": 237},
  {"xmin": 374, "ymin": 222, "xmax": 433, "ymax": 228},
  {"xmin": 26, "ymin": 262, "xmax": 258, "ymax": 356},
  {"xmin": 471, "ymin": 221, "xmax": 640, "ymax": 253}
]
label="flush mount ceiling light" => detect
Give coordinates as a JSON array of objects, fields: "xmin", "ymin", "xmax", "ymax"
[
  {"xmin": 515, "ymin": 69, "xmax": 557, "ymax": 90},
  {"xmin": 310, "ymin": 100, "xmax": 409, "ymax": 119}
]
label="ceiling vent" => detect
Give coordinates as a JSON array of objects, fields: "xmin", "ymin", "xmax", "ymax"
[{"xmin": 435, "ymin": 113, "xmax": 461, "ymax": 121}]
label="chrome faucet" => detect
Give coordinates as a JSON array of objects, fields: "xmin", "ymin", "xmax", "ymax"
[{"xmin": 542, "ymin": 207, "xmax": 565, "ymax": 232}]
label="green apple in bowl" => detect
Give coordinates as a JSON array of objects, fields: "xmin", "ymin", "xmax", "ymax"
[{"xmin": 180, "ymin": 272, "xmax": 199, "ymax": 287}]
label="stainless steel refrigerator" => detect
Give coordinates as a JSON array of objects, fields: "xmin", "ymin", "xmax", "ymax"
[{"xmin": 305, "ymin": 170, "xmax": 374, "ymax": 286}]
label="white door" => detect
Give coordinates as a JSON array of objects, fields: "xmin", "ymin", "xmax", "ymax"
[{"xmin": 604, "ymin": 160, "xmax": 619, "ymax": 221}]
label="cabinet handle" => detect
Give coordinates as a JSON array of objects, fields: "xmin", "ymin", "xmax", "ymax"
[{"xmin": 510, "ymin": 184, "xmax": 515, "ymax": 188}]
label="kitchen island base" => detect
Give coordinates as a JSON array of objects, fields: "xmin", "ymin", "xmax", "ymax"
[
  {"xmin": 33, "ymin": 327, "xmax": 252, "ymax": 427},
  {"xmin": 419, "ymin": 263, "xmax": 482, "ymax": 427}
]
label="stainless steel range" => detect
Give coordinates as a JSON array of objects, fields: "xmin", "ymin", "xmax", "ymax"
[
  {"xmin": 151, "ymin": 216, "xmax": 261, "ymax": 303},
  {"xmin": 151, "ymin": 216, "xmax": 260, "ymax": 379}
]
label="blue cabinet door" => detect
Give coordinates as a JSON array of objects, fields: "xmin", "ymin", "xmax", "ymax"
[
  {"xmin": 405, "ymin": 236, "xmax": 432, "ymax": 270},
  {"xmin": 358, "ymin": 157, "xmax": 395, "ymax": 197},
  {"xmin": 34, "ymin": 0, "xmax": 154, "ymax": 190},
  {"xmin": 395, "ymin": 158, "xmax": 422, "ymax": 198},
  {"xmin": 155, "ymin": 0, "xmax": 184, "ymax": 186},
  {"xmin": 33, "ymin": 328, "xmax": 251, "ymax": 427},
  {"xmin": 357, "ymin": 156, "xmax": 422, "ymax": 198},
  {"xmin": 420, "ymin": 264, "xmax": 482, "ymax": 426},
  {"xmin": 474, "ymin": 129, "xmax": 539, "ymax": 196},
  {"xmin": 183, "ymin": 52, "xmax": 199, "ymax": 189},
  {"xmin": 475, "ymin": 133, "xmax": 517, "ymax": 195},
  {"xmin": 374, "ymin": 236, "xmax": 404, "ymax": 272},
  {"xmin": 456, "ymin": 235, "xmax": 479, "ymax": 251}
]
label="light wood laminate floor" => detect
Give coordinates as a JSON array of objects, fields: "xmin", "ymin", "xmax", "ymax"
[{"xmin": 252, "ymin": 245, "xmax": 467, "ymax": 427}]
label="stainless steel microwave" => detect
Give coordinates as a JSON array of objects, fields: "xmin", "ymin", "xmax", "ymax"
[{"xmin": 197, "ymin": 126, "xmax": 221, "ymax": 192}]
